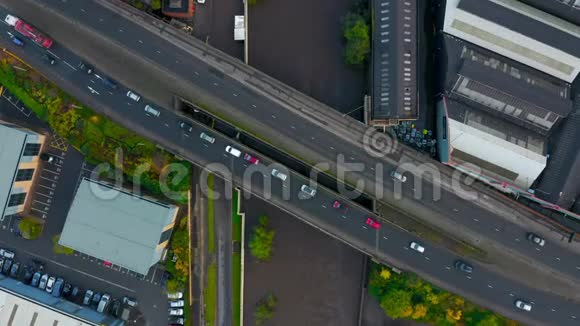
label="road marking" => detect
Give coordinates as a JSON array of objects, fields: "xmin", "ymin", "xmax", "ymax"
[
  {"xmin": 370, "ymin": 167, "xmax": 375, "ymax": 171},
  {"xmin": 99, "ymin": 18, "xmax": 104, "ymax": 22},
  {"xmin": 164, "ymin": 123, "xmax": 169, "ymax": 127},
  {"xmin": 156, "ymin": 50, "xmax": 161, "ymax": 54},
  {"xmin": 80, "ymin": 8, "xmax": 86, "ymax": 13},
  {"xmin": 35, "ymin": 192, "xmax": 52, "ymax": 199},
  {"xmin": 362, "ymin": 226, "xmax": 367, "ymax": 229},
  {"xmin": 194, "ymin": 71, "xmax": 199, "ymax": 76},
  {"xmin": 213, "ymin": 82, "xmax": 219, "ymax": 86},
  {"xmin": 466, "ymin": 276, "xmax": 472, "ymax": 280},
  {"xmin": 556, "ymin": 257, "xmax": 561, "ymax": 261},
  {"xmin": 383, "ymin": 236, "xmax": 388, "ymax": 240},
  {"xmin": 63, "ymin": 61, "xmax": 77, "ymax": 71},
  {"xmin": 551, "ymin": 308, "xmax": 556, "ymax": 312},
  {"xmin": 350, "ymin": 156, "xmax": 355, "ymax": 160},
  {"xmin": 572, "ymin": 316, "xmax": 576, "ymax": 319},
  {"xmin": 445, "ymin": 266, "xmax": 451, "ymax": 270},
  {"xmin": 233, "ymin": 93, "xmax": 238, "ymax": 97},
  {"xmin": 38, "ymin": 185, "xmax": 54, "ymax": 191},
  {"xmin": 576, "ymin": 266, "xmax": 580, "ymax": 270},
  {"xmin": 535, "ymin": 247, "xmax": 540, "ymax": 251},
  {"xmin": 138, "ymin": 40, "xmax": 143, "ymax": 44},
  {"xmin": 330, "ymin": 146, "xmax": 335, "ymax": 150},
  {"xmin": 487, "ymin": 284, "xmax": 493, "ymax": 288},
  {"xmin": 271, "ymin": 115, "xmax": 276, "ymax": 119},
  {"xmin": 33, "ymin": 199, "xmax": 49, "ymax": 206},
  {"xmin": 321, "ymin": 205, "xmax": 327, "ymax": 208},
  {"xmin": 46, "ymin": 50, "xmax": 60, "ymax": 59},
  {"xmin": 43, "ymin": 169, "xmax": 59, "ymax": 175},
  {"xmin": 31, "ymin": 208, "xmax": 46, "ymax": 214},
  {"xmin": 424, "ymin": 256, "xmax": 430, "ymax": 260},
  {"xmin": 515, "ymin": 238, "xmax": 520, "ymax": 242},
  {"xmin": 40, "ymin": 176, "xmax": 55, "ymax": 182},
  {"xmin": 473, "ymin": 218, "xmax": 479, "ymax": 222},
  {"xmin": 290, "ymin": 125, "xmax": 296, "ymax": 129},
  {"xmin": 509, "ymin": 293, "xmax": 514, "ymax": 297},
  {"xmin": 252, "ymin": 104, "xmax": 257, "ymax": 108},
  {"xmin": 495, "ymin": 228, "xmax": 500, "ymax": 232},
  {"xmin": 119, "ymin": 29, "xmax": 124, "ymax": 32},
  {"xmin": 403, "ymin": 246, "xmax": 408, "ymax": 250}
]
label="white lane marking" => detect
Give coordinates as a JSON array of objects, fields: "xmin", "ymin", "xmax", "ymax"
[
  {"xmin": 535, "ymin": 247, "xmax": 540, "ymax": 251},
  {"xmin": 473, "ymin": 218, "xmax": 479, "ymax": 222},
  {"xmin": 495, "ymin": 228, "xmax": 500, "ymax": 232},
  {"xmin": 330, "ymin": 146, "xmax": 335, "ymax": 150},
  {"xmin": 164, "ymin": 123, "xmax": 169, "ymax": 127},
  {"xmin": 487, "ymin": 284, "xmax": 493, "ymax": 288},
  {"xmin": 31, "ymin": 208, "xmax": 46, "ymax": 214},
  {"xmin": 80, "ymin": 8, "xmax": 86, "ymax": 13},
  {"xmin": 576, "ymin": 266, "xmax": 580, "ymax": 270},
  {"xmin": 556, "ymin": 257, "xmax": 561, "ymax": 261},
  {"xmin": 350, "ymin": 156, "xmax": 355, "ymax": 160},
  {"xmin": 509, "ymin": 293, "xmax": 514, "ymax": 297},
  {"xmin": 138, "ymin": 40, "xmax": 143, "ymax": 44},
  {"xmin": 119, "ymin": 29, "xmax": 124, "ymax": 32},
  {"xmin": 99, "ymin": 18, "xmax": 104, "ymax": 22},
  {"xmin": 370, "ymin": 167, "xmax": 375, "ymax": 171},
  {"xmin": 571, "ymin": 315, "xmax": 576, "ymax": 319},
  {"xmin": 445, "ymin": 266, "xmax": 451, "ymax": 270},
  {"xmin": 233, "ymin": 93, "xmax": 238, "ymax": 97},
  {"xmin": 33, "ymin": 199, "xmax": 49, "ymax": 206},
  {"xmin": 47, "ymin": 50, "xmax": 60, "ymax": 59},
  {"xmin": 42, "ymin": 169, "xmax": 59, "ymax": 175},
  {"xmin": 38, "ymin": 185, "xmax": 54, "ymax": 191},
  {"xmin": 35, "ymin": 192, "xmax": 52, "ymax": 199},
  {"xmin": 362, "ymin": 226, "xmax": 367, "ymax": 229},
  {"xmin": 63, "ymin": 61, "xmax": 77, "ymax": 71},
  {"xmin": 252, "ymin": 104, "xmax": 257, "ymax": 108},
  {"xmin": 271, "ymin": 115, "xmax": 276, "ymax": 119},
  {"xmin": 290, "ymin": 126, "xmax": 296, "ymax": 129},
  {"xmin": 424, "ymin": 256, "xmax": 430, "ymax": 261},
  {"xmin": 156, "ymin": 50, "xmax": 161, "ymax": 54},
  {"xmin": 383, "ymin": 236, "xmax": 388, "ymax": 240},
  {"xmin": 321, "ymin": 205, "xmax": 327, "ymax": 208},
  {"xmin": 515, "ymin": 238, "xmax": 520, "ymax": 242},
  {"xmin": 551, "ymin": 308, "xmax": 556, "ymax": 312},
  {"xmin": 403, "ymin": 246, "xmax": 408, "ymax": 250},
  {"xmin": 194, "ymin": 71, "xmax": 199, "ymax": 76},
  {"xmin": 213, "ymin": 82, "xmax": 219, "ymax": 86},
  {"xmin": 466, "ymin": 276, "xmax": 472, "ymax": 280}
]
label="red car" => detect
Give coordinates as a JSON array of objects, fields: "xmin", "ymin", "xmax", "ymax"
[
  {"xmin": 365, "ymin": 217, "xmax": 380, "ymax": 229},
  {"xmin": 14, "ymin": 20, "xmax": 53, "ymax": 49},
  {"xmin": 332, "ymin": 200, "xmax": 342, "ymax": 209},
  {"xmin": 103, "ymin": 261, "xmax": 112, "ymax": 267},
  {"xmin": 243, "ymin": 153, "xmax": 260, "ymax": 165}
]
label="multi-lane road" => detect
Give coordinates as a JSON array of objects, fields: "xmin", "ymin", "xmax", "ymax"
[{"xmin": 1, "ymin": 1, "xmax": 580, "ymax": 324}]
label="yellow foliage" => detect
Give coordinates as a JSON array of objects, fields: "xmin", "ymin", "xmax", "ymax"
[
  {"xmin": 411, "ymin": 304, "xmax": 427, "ymax": 319},
  {"xmin": 446, "ymin": 308, "xmax": 462, "ymax": 322},
  {"xmin": 380, "ymin": 268, "xmax": 391, "ymax": 280},
  {"xmin": 426, "ymin": 292, "xmax": 439, "ymax": 305},
  {"xmin": 402, "ymin": 306, "xmax": 414, "ymax": 318},
  {"xmin": 453, "ymin": 297, "xmax": 465, "ymax": 308}
]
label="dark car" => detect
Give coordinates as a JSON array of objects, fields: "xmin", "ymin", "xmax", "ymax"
[
  {"xmin": 9, "ymin": 262, "xmax": 19, "ymax": 278},
  {"xmin": 39, "ymin": 153, "xmax": 57, "ymax": 163},
  {"xmin": 161, "ymin": 271, "xmax": 171, "ymax": 287},
  {"xmin": 22, "ymin": 267, "xmax": 34, "ymax": 284},
  {"xmin": 83, "ymin": 290, "xmax": 94, "ymax": 305},
  {"xmin": 71, "ymin": 286, "xmax": 80, "ymax": 298},
  {"xmin": 62, "ymin": 282, "xmax": 72, "ymax": 297},
  {"xmin": 178, "ymin": 120, "xmax": 193, "ymax": 133},
  {"xmin": 78, "ymin": 62, "xmax": 93, "ymax": 74},
  {"xmin": 101, "ymin": 78, "xmax": 118, "ymax": 90},
  {"xmin": 454, "ymin": 260, "xmax": 473, "ymax": 274},
  {"xmin": 92, "ymin": 292, "xmax": 102, "ymax": 307},
  {"xmin": 111, "ymin": 299, "xmax": 122, "ymax": 317},
  {"xmin": 32, "ymin": 258, "xmax": 45, "ymax": 271},
  {"xmin": 42, "ymin": 54, "xmax": 56, "ymax": 65},
  {"xmin": 52, "ymin": 278, "xmax": 64, "ymax": 297},
  {"xmin": 11, "ymin": 36, "xmax": 24, "ymax": 47},
  {"xmin": 31, "ymin": 272, "xmax": 41, "ymax": 287},
  {"xmin": 2, "ymin": 259, "xmax": 13, "ymax": 275}
]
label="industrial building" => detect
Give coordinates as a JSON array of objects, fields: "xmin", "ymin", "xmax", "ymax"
[
  {"xmin": 59, "ymin": 178, "xmax": 178, "ymax": 275},
  {"xmin": 370, "ymin": 0, "xmax": 418, "ymax": 126},
  {"xmin": 0, "ymin": 276, "xmax": 123, "ymax": 326},
  {"xmin": 0, "ymin": 122, "xmax": 46, "ymax": 220},
  {"xmin": 443, "ymin": 0, "xmax": 580, "ymax": 82},
  {"xmin": 438, "ymin": 35, "xmax": 573, "ymax": 189}
]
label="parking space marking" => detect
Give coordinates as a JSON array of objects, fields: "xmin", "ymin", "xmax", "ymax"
[
  {"xmin": 35, "ymin": 192, "xmax": 52, "ymax": 198},
  {"xmin": 42, "ymin": 168, "xmax": 60, "ymax": 175}
]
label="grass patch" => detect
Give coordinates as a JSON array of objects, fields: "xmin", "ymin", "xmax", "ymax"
[
  {"xmin": 205, "ymin": 262, "xmax": 218, "ymax": 326},
  {"xmin": 207, "ymin": 174, "xmax": 216, "ymax": 254},
  {"xmin": 232, "ymin": 252, "xmax": 242, "ymax": 326},
  {"xmin": 232, "ymin": 189, "xmax": 242, "ymax": 242}
]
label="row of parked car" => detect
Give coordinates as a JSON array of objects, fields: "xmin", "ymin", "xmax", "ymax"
[{"xmin": 167, "ymin": 291, "xmax": 185, "ymax": 325}]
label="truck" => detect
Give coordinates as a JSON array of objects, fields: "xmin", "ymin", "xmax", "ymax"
[{"xmin": 4, "ymin": 14, "xmax": 53, "ymax": 48}]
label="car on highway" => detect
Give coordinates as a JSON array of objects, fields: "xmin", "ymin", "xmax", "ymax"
[
  {"xmin": 13, "ymin": 17, "xmax": 53, "ymax": 48},
  {"xmin": 126, "ymin": 90, "xmax": 141, "ymax": 102},
  {"xmin": 199, "ymin": 132, "xmax": 215, "ymax": 144},
  {"xmin": 83, "ymin": 289, "xmax": 94, "ymax": 305},
  {"xmin": 30, "ymin": 272, "xmax": 41, "ymax": 287},
  {"xmin": 169, "ymin": 308, "xmax": 184, "ymax": 316},
  {"xmin": 43, "ymin": 54, "xmax": 56, "ymax": 65},
  {"xmin": 45, "ymin": 276, "xmax": 56, "ymax": 293},
  {"xmin": 409, "ymin": 241, "xmax": 426, "ymax": 253},
  {"xmin": 225, "ymin": 145, "xmax": 242, "ymax": 158},
  {"xmin": 4, "ymin": 15, "xmax": 18, "ymax": 26},
  {"xmin": 167, "ymin": 292, "xmax": 183, "ymax": 300},
  {"xmin": 101, "ymin": 77, "xmax": 118, "ymax": 90},
  {"xmin": 179, "ymin": 120, "xmax": 193, "ymax": 133},
  {"xmin": 11, "ymin": 36, "xmax": 24, "ymax": 47},
  {"xmin": 527, "ymin": 232, "xmax": 545, "ymax": 246},
  {"xmin": 391, "ymin": 171, "xmax": 407, "ymax": 182},
  {"xmin": 144, "ymin": 104, "xmax": 161, "ymax": 117},
  {"xmin": 300, "ymin": 184, "xmax": 317, "ymax": 197},
  {"xmin": 243, "ymin": 153, "xmax": 260, "ymax": 165},
  {"xmin": 169, "ymin": 300, "xmax": 184, "ymax": 308},
  {"xmin": 38, "ymin": 274, "xmax": 49, "ymax": 290},
  {"xmin": 78, "ymin": 61, "xmax": 93, "ymax": 74},
  {"xmin": 271, "ymin": 169, "xmax": 287, "ymax": 181},
  {"xmin": 0, "ymin": 249, "xmax": 15, "ymax": 259},
  {"xmin": 454, "ymin": 260, "xmax": 473, "ymax": 274},
  {"xmin": 365, "ymin": 217, "xmax": 380, "ymax": 229},
  {"xmin": 515, "ymin": 299, "xmax": 532, "ymax": 312}
]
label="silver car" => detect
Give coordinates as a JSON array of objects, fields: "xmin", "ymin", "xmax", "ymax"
[
  {"xmin": 271, "ymin": 169, "xmax": 288, "ymax": 181},
  {"xmin": 300, "ymin": 184, "xmax": 317, "ymax": 197},
  {"xmin": 126, "ymin": 90, "xmax": 141, "ymax": 102}
]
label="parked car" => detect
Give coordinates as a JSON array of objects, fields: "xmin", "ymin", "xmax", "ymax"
[
  {"xmin": 225, "ymin": 145, "xmax": 242, "ymax": 158},
  {"xmin": 199, "ymin": 132, "xmax": 215, "ymax": 144},
  {"xmin": 52, "ymin": 278, "xmax": 64, "ymax": 297},
  {"xmin": 2, "ymin": 259, "xmax": 13, "ymax": 275},
  {"xmin": 161, "ymin": 271, "xmax": 171, "ymax": 287},
  {"xmin": 409, "ymin": 241, "xmax": 426, "ymax": 253},
  {"xmin": 169, "ymin": 300, "xmax": 184, "ymax": 308},
  {"xmin": 92, "ymin": 293, "xmax": 102, "ymax": 307},
  {"xmin": 45, "ymin": 276, "xmax": 56, "ymax": 293},
  {"xmin": 38, "ymin": 274, "xmax": 49, "ymax": 290},
  {"xmin": 22, "ymin": 267, "xmax": 34, "ymax": 284},
  {"xmin": 169, "ymin": 317, "xmax": 184, "ymax": 324},
  {"xmin": 31, "ymin": 272, "xmax": 41, "ymax": 287},
  {"xmin": 62, "ymin": 282, "xmax": 72, "ymax": 297},
  {"xmin": 39, "ymin": 153, "xmax": 57, "ymax": 163},
  {"xmin": 0, "ymin": 248, "xmax": 15, "ymax": 259},
  {"xmin": 42, "ymin": 54, "xmax": 56, "ymax": 65},
  {"xmin": 78, "ymin": 62, "xmax": 93, "ymax": 74},
  {"xmin": 71, "ymin": 286, "xmax": 80, "ymax": 299},
  {"xmin": 271, "ymin": 169, "xmax": 287, "ymax": 181},
  {"xmin": 391, "ymin": 171, "xmax": 407, "ymax": 182},
  {"xmin": 454, "ymin": 260, "xmax": 473, "ymax": 274},
  {"xmin": 31, "ymin": 258, "xmax": 45, "ymax": 271},
  {"xmin": 83, "ymin": 290, "xmax": 94, "ymax": 305},
  {"xmin": 243, "ymin": 153, "xmax": 260, "ymax": 165},
  {"xmin": 179, "ymin": 120, "xmax": 193, "ymax": 133},
  {"xmin": 126, "ymin": 90, "xmax": 141, "ymax": 102},
  {"xmin": 97, "ymin": 294, "xmax": 111, "ymax": 313},
  {"xmin": 111, "ymin": 299, "xmax": 122, "ymax": 317},
  {"xmin": 168, "ymin": 308, "xmax": 184, "ymax": 316},
  {"xmin": 515, "ymin": 300, "xmax": 532, "ymax": 311},
  {"xmin": 167, "ymin": 292, "xmax": 184, "ymax": 300},
  {"xmin": 9, "ymin": 262, "xmax": 19, "ymax": 278},
  {"xmin": 365, "ymin": 217, "xmax": 380, "ymax": 229},
  {"xmin": 122, "ymin": 296, "xmax": 138, "ymax": 307},
  {"xmin": 0, "ymin": 258, "xmax": 3, "ymax": 271},
  {"xmin": 300, "ymin": 184, "xmax": 317, "ymax": 197},
  {"xmin": 527, "ymin": 232, "xmax": 545, "ymax": 246}
]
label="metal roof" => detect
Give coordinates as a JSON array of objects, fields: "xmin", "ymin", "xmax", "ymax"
[
  {"xmin": 371, "ymin": 0, "xmax": 417, "ymax": 121},
  {"xmin": 59, "ymin": 178, "xmax": 177, "ymax": 275},
  {"xmin": 0, "ymin": 124, "xmax": 31, "ymax": 217},
  {"xmin": 516, "ymin": 0, "xmax": 580, "ymax": 28}
]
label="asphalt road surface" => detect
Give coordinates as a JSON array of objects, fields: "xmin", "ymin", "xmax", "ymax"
[{"xmin": 1, "ymin": 2, "xmax": 580, "ymax": 325}]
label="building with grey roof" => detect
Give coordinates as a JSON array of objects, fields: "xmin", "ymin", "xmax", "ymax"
[
  {"xmin": 0, "ymin": 122, "xmax": 46, "ymax": 220},
  {"xmin": 59, "ymin": 178, "xmax": 178, "ymax": 275},
  {"xmin": 0, "ymin": 275, "xmax": 123, "ymax": 326},
  {"xmin": 444, "ymin": 0, "xmax": 580, "ymax": 82},
  {"xmin": 370, "ymin": 0, "xmax": 417, "ymax": 126},
  {"xmin": 519, "ymin": 0, "xmax": 580, "ymax": 26}
]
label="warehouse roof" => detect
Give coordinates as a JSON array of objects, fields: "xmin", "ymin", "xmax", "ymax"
[
  {"xmin": 0, "ymin": 124, "xmax": 27, "ymax": 217},
  {"xmin": 59, "ymin": 178, "xmax": 177, "ymax": 275}
]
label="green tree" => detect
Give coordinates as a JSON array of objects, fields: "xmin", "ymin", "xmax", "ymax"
[
  {"xmin": 249, "ymin": 216, "xmax": 275, "ymax": 261},
  {"xmin": 380, "ymin": 289, "xmax": 414, "ymax": 319},
  {"xmin": 150, "ymin": 0, "xmax": 162, "ymax": 10},
  {"xmin": 166, "ymin": 279, "xmax": 182, "ymax": 293},
  {"xmin": 254, "ymin": 293, "xmax": 277, "ymax": 325},
  {"xmin": 343, "ymin": 13, "xmax": 370, "ymax": 65},
  {"xmin": 51, "ymin": 235, "xmax": 74, "ymax": 255},
  {"xmin": 18, "ymin": 217, "xmax": 44, "ymax": 240},
  {"xmin": 477, "ymin": 314, "xmax": 501, "ymax": 326}
]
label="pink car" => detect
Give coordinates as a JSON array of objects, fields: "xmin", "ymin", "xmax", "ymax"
[
  {"xmin": 243, "ymin": 153, "xmax": 260, "ymax": 165},
  {"xmin": 365, "ymin": 217, "xmax": 380, "ymax": 229}
]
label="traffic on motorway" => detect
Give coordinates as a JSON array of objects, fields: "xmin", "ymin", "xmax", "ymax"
[
  {"xmin": 1, "ymin": 4, "xmax": 580, "ymax": 325},
  {"xmin": 19, "ymin": 0, "xmax": 580, "ymax": 290}
]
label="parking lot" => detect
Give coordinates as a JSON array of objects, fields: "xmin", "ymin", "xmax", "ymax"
[{"xmin": 0, "ymin": 93, "xmax": 173, "ymax": 325}]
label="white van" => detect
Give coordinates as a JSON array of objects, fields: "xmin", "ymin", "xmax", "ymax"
[
  {"xmin": 225, "ymin": 145, "xmax": 241, "ymax": 157},
  {"xmin": 144, "ymin": 104, "xmax": 160, "ymax": 117}
]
